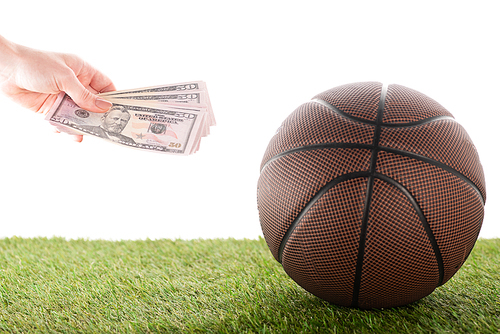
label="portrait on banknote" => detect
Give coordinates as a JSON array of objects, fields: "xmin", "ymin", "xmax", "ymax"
[{"xmin": 78, "ymin": 105, "xmax": 136, "ymax": 144}]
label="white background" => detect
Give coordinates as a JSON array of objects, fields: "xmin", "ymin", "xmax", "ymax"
[{"xmin": 0, "ymin": 1, "xmax": 498, "ymax": 240}]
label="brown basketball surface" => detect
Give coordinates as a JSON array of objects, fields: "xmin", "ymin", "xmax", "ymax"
[{"xmin": 257, "ymin": 82, "xmax": 486, "ymax": 309}]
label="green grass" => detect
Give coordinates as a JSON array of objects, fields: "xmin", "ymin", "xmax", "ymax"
[{"xmin": 0, "ymin": 237, "xmax": 498, "ymax": 333}]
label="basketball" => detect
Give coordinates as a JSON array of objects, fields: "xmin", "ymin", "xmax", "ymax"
[{"xmin": 257, "ymin": 82, "xmax": 486, "ymax": 309}]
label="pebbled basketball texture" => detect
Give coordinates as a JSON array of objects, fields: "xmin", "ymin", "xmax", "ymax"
[{"xmin": 257, "ymin": 82, "xmax": 486, "ymax": 309}]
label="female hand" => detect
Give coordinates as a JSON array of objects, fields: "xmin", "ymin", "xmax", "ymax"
[{"xmin": 0, "ymin": 35, "xmax": 115, "ymax": 142}]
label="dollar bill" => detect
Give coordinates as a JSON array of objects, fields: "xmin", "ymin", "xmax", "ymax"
[
  {"xmin": 98, "ymin": 81, "xmax": 206, "ymax": 96},
  {"xmin": 98, "ymin": 81, "xmax": 215, "ymax": 127},
  {"xmin": 102, "ymin": 97, "xmax": 212, "ymax": 137},
  {"xmin": 45, "ymin": 93, "xmax": 207, "ymax": 155},
  {"xmin": 102, "ymin": 91, "xmax": 205, "ymax": 104},
  {"xmin": 100, "ymin": 91, "xmax": 215, "ymax": 127}
]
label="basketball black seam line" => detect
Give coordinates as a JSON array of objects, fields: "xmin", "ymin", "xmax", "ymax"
[
  {"xmin": 351, "ymin": 84, "xmax": 388, "ymax": 308},
  {"xmin": 260, "ymin": 144, "xmax": 484, "ymax": 205},
  {"xmin": 260, "ymin": 116, "xmax": 467, "ymax": 174},
  {"xmin": 379, "ymin": 116, "xmax": 455, "ymax": 128},
  {"xmin": 260, "ymin": 143, "xmax": 373, "ymax": 172},
  {"xmin": 311, "ymin": 98, "xmax": 377, "ymax": 125},
  {"xmin": 277, "ymin": 171, "xmax": 370, "ymax": 264},
  {"xmin": 312, "ymin": 98, "xmax": 455, "ymax": 128},
  {"xmin": 374, "ymin": 173, "xmax": 445, "ymax": 286},
  {"xmin": 380, "ymin": 147, "xmax": 485, "ymax": 205}
]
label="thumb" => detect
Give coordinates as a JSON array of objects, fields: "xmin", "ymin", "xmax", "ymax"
[{"xmin": 62, "ymin": 75, "xmax": 113, "ymax": 113}]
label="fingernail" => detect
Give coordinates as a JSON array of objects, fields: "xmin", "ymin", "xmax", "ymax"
[
  {"xmin": 73, "ymin": 135, "xmax": 84, "ymax": 143},
  {"xmin": 95, "ymin": 98, "xmax": 113, "ymax": 111}
]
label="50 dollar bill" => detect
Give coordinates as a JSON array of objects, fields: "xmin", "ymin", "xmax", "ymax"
[{"xmin": 45, "ymin": 93, "xmax": 206, "ymax": 155}]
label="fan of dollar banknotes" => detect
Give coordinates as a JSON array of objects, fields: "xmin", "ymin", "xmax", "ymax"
[{"xmin": 45, "ymin": 81, "xmax": 214, "ymax": 155}]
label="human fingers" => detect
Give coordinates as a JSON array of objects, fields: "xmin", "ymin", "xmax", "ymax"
[
  {"xmin": 88, "ymin": 69, "xmax": 116, "ymax": 95},
  {"xmin": 59, "ymin": 54, "xmax": 116, "ymax": 111},
  {"xmin": 52, "ymin": 126, "xmax": 84, "ymax": 142},
  {"xmin": 61, "ymin": 73, "xmax": 113, "ymax": 113},
  {"xmin": 72, "ymin": 134, "xmax": 83, "ymax": 142}
]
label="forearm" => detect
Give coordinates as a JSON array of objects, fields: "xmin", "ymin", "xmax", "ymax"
[{"xmin": 0, "ymin": 35, "xmax": 20, "ymax": 82}]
